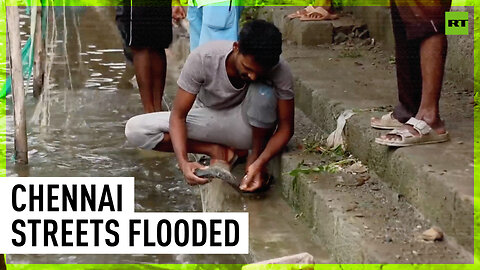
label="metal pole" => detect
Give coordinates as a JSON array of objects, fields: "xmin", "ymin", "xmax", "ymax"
[
  {"xmin": 7, "ymin": 6, "xmax": 28, "ymax": 164},
  {"xmin": 33, "ymin": 5, "xmax": 45, "ymax": 98}
]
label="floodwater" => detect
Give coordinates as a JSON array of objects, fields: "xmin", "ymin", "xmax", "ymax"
[
  {"xmin": 5, "ymin": 6, "xmax": 331, "ymax": 264},
  {"xmin": 6, "ymin": 6, "xmax": 248, "ymax": 264}
]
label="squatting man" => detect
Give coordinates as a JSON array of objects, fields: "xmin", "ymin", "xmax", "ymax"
[{"xmin": 125, "ymin": 20, "xmax": 294, "ymax": 192}]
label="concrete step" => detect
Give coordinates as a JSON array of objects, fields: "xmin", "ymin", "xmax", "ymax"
[
  {"xmin": 283, "ymin": 43, "xmax": 474, "ymax": 254},
  {"xmin": 257, "ymin": 7, "xmax": 366, "ymax": 46},
  {"xmin": 198, "ymin": 174, "xmax": 333, "ymax": 264},
  {"xmin": 270, "ymin": 109, "xmax": 473, "ymax": 263}
]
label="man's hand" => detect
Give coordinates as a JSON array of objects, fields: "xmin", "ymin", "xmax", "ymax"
[
  {"xmin": 172, "ymin": 6, "xmax": 186, "ymax": 22},
  {"xmin": 180, "ymin": 162, "xmax": 210, "ymax": 186},
  {"xmin": 239, "ymin": 162, "xmax": 264, "ymax": 192}
]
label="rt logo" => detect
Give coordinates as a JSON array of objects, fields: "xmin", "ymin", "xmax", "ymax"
[{"xmin": 445, "ymin": 12, "xmax": 469, "ymax": 35}]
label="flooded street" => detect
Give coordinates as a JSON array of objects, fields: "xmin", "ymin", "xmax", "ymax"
[
  {"xmin": 5, "ymin": 6, "xmax": 334, "ymax": 265},
  {"xmin": 5, "ymin": 6, "xmax": 248, "ymax": 264},
  {"xmin": 4, "ymin": 3, "xmax": 474, "ymax": 265}
]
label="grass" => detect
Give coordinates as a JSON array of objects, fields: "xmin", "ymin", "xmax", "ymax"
[
  {"xmin": 289, "ymin": 136, "xmax": 355, "ymax": 178},
  {"xmin": 338, "ymin": 48, "xmax": 362, "ymax": 58}
]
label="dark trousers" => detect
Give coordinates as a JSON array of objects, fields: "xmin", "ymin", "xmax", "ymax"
[{"xmin": 390, "ymin": 1, "xmax": 451, "ymax": 123}]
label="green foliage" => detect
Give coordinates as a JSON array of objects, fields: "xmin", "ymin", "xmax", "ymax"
[
  {"xmin": 302, "ymin": 135, "xmax": 345, "ymax": 156},
  {"xmin": 475, "ymin": 92, "xmax": 480, "ymax": 111},
  {"xmin": 301, "ymin": 134, "xmax": 323, "ymax": 153},
  {"xmin": 288, "ymin": 158, "xmax": 356, "ymax": 178},
  {"xmin": 339, "ymin": 48, "xmax": 362, "ymax": 58},
  {"xmin": 288, "ymin": 160, "xmax": 339, "ymax": 177},
  {"xmin": 389, "ymin": 55, "xmax": 396, "ymax": 65},
  {"xmin": 239, "ymin": 6, "xmax": 260, "ymax": 27}
]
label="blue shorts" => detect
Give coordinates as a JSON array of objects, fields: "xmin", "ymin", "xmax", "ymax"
[{"xmin": 187, "ymin": 4, "xmax": 243, "ymax": 51}]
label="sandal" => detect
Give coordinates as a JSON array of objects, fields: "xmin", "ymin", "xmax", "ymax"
[
  {"xmin": 299, "ymin": 7, "xmax": 339, "ymax": 21},
  {"xmin": 371, "ymin": 112, "xmax": 403, "ymax": 130},
  {"xmin": 375, "ymin": 117, "xmax": 449, "ymax": 147},
  {"xmin": 287, "ymin": 6, "xmax": 316, "ymax": 19}
]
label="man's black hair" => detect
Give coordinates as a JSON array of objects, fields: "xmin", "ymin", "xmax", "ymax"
[{"xmin": 238, "ymin": 20, "xmax": 282, "ymax": 69}]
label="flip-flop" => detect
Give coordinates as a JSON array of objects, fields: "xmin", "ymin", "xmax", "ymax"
[
  {"xmin": 375, "ymin": 117, "xmax": 449, "ymax": 147},
  {"xmin": 371, "ymin": 112, "xmax": 403, "ymax": 130},
  {"xmin": 287, "ymin": 6, "xmax": 316, "ymax": 19},
  {"xmin": 299, "ymin": 7, "xmax": 339, "ymax": 21}
]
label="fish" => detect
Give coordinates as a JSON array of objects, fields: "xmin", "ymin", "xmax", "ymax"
[{"xmin": 194, "ymin": 165, "xmax": 239, "ymax": 187}]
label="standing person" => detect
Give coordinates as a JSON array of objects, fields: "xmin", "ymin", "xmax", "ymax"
[
  {"xmin": 372, "ymin": 0, "xmax": 451, "ymax": 147},
  {"xmin": 116, "ymin": 0, "xmax": 185, "ymax": 113},
  {"xmin": 125, "ymin": 20, "xmax": 294, "ymax": 192},
  {"xmin": 187, "ymin": 0, "xmax": 243, "ymax": 51}
]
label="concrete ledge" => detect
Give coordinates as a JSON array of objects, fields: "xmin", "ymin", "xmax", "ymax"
[
  {"xmin": 293, "ymin": 76, "xmax": 474, "ymax": 253},
  {"xmin": 277, "ymin": 148, "xmax": 472, "ymax": 263},
  {"xmin": 258, "ymin": 7, "xmax": 367, "ymax": 46}
]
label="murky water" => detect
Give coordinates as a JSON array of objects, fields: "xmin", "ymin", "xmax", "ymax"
[
  {"xmin": 5, "ymin": 6, "xmax": 332, "ymax": 264},
  {"xmin": 5, "ymin": 6, "xmax": 248, "ymax": 264}
]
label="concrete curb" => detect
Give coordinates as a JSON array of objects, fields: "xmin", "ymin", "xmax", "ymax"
[
  {"xmin": 293, "ymin": 78, "xmax": 474, "ymax": 254},
  {"xmin": 277, "ymin": 149, "xmax": 473, "ymax": 263}
]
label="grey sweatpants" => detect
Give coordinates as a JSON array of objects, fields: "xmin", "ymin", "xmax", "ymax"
[{"xmin": 125, "ymin": 82, "xmax": 278, "ymax": 150}]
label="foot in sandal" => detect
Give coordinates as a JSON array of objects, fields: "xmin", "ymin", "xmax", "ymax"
[
  {"xmin": 371, "ymin": 112, "xmax": 403, "ymax": 130},
  {"xmin": 375, "ymin": 117, "xmax": 449, "ymax": 147},
  {"xmin": 299, "ymin": 7, "xmax": 339, "ymax": 21},
  {"xmin": 287, "ymin": 6, "xmax": 316, "ymax": 19}
]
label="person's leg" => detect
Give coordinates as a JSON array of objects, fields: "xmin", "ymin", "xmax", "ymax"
[
  {"xmin": 243, "ymin": 83, "xmax": 278, "ymax": 150},
  {"xmin": 187, "ymin": 6, "xmax": 203, "ymax": 51},
  {"xmin": 391, "ymin": 3, "xmax": 422, "ymax": 123},
  {"xmin": 131, "ymin": 47, "xmax": 155, "ymax": 113},
  {"xmin": 198, "ymin": 3, "xmax": 241, "ymax": 47},
  {"xmin": 153, "ymin": 133, "xmax": 236, "ymax": 164},
  {"xmin": 150, "ymin": 48, "xmax": 167, "ymax": 112},
  {"xmin": 241, "ymin": 82, "xmax": 277, "ymax": 191},
  {"xmin": 125, "ymin": 105, "xmax": 252, "ymax": 163},
  {"xmin": 379, "ymin": 33, "xmax": 448, "ymax": 142},
  {"xmin": 371, "ymin": 2, "xmax": 422, "ymax": 128},
  {"xmin": 414, "ymin": 33, "xmax": 447, "ymax": 133}
]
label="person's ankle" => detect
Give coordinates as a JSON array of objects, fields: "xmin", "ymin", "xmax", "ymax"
[
  {"xmin": 414, "ymin": 113, "xmax": 445, "ymax": 132},
  {"xmin": 209, "ymin": 145, "xmax": 225, "ymax": 161},
  {"xmin": 416, "ymin": 114, "xmax": 441, "ymax": 126}
]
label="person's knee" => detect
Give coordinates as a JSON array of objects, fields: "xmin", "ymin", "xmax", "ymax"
[
  {"xmin": 245, "ymin": 83, "xmax": 278, "ymax": 129},
  {"xmin": 125, "ymin": 116, "xmax": 148, "ymax": 148}
]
